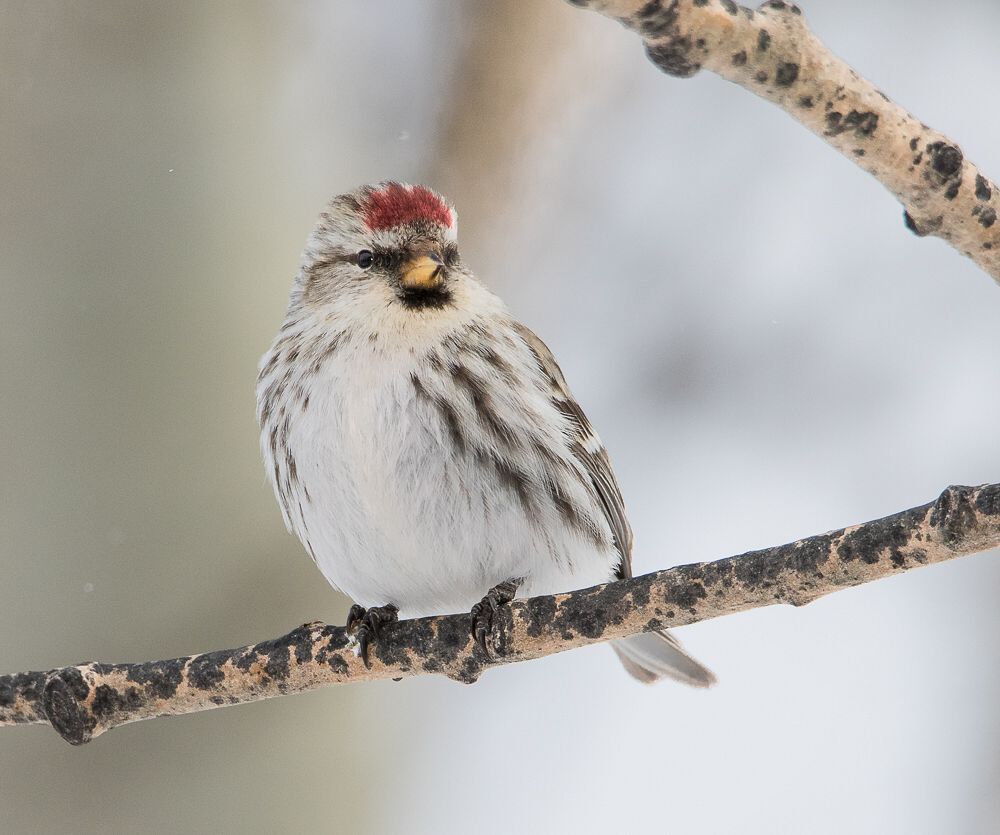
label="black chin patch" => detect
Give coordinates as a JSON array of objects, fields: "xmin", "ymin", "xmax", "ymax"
[{"xmin": 398, "ymin": 287, "xmax": 453, "ymax": 310}]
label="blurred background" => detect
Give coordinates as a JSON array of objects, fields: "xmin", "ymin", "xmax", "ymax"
[{"xmin": 2, "ymin": 1, "xmax": 999, "ymax": 832}]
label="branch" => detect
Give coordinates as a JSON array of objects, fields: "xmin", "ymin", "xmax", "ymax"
[
  {"xmin": 566, "ymin": 0, "xmax": 1000, "ymax": 284},
  {"xmin": 2, "ymin": 483, "xmax": 997, "ymax": 746}
]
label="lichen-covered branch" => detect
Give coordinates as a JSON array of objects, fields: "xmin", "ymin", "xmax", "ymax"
[
  {"xmin": 1, "ymin": 483, "xmax": 997, "ymax": 746},
  {"xmin": 567, "ymin": 0, "xmax": 1000, "ymax": 283}
]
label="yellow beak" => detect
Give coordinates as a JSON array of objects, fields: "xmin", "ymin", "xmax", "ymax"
[{"xmin": 400, "ymin": 254, "xmax": 443, "ymax": 290}]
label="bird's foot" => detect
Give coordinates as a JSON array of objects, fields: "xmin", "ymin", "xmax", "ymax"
[
  {"xmin": 470, "ymin": 578, "xmax": 521, "ymax": 655},
  {"xmin": 345, "ymin": 603, "xmax": 399, "ymax": 668}
]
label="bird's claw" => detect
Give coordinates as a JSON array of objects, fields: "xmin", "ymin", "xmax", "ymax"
[
  {"xmin": 345, "ymin": 603, "xmax": 398, "ymax": 668},
  {"xmin": 345, "ymin": 604, "xmax": 366, "ymax": 633},
  {"xmin": 469, "ymin": 579, "xmax": 520, "ymax": 656}
]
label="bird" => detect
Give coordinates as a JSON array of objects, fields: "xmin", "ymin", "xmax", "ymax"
[{"xmin": 256, "ymin": 181, "xmax": 715, "ymax": 686}]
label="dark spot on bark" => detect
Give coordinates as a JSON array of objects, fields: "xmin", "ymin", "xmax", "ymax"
[
  {"xmin": 455, "ymin": 657, "xmax": 482, "ymax": 684},
  {"xmin": 929, "ymin": 486, "xmax": 978, "ymax": 546},
  {"xmin": 909, "ymin": 137, "xmax": 919, "ymax": 151},
  {"xmin": 838, "ymin": 517, "xmax": 913, "ymax": 566},
  {"xmin": 248, "ymin": 639, "xmax": 290, "ymax": 681},
  {"xmin": 646, "ymin": 618, "xmax": 663, "ymax": 631},
  {"xmin": 126, "ymin": 660, "xmax": 183, "ymax": 700},
  {"xmin": 755, "ymin": 71, "xmax": 769, "ymax": 83},
  {"xmin": 719, "ymin": 534, "xmax": 835, "ymax": 601},
  {"xmin": 635, "ymin": 0, "xmax": 680, "ymax": 39},
  {"xmin": 437, "ymin": 613, "xmax": 475, "ymax": 661},
  {"xmin": 976, "ymin": 484, "xmax": 1000, "ymax": 516},
  {"xmin": 721, "ymin": 0, "xmax": 738, "ymax": 14},
  {"xmin": 57, "ymin": 667, "xmax": 91, "ymax": 701},
  {"xmin": 369, "ymin": 625, "xmax": 409, "ymax": 669},
  {"xmin": 312, "ymin": 628, "xmax": 350, "ymax": 673},
  {"xmin": 763, "ymin": 0, "xmax": 787, "ymax": 9},
  {"xmin": 696, "ymin": 37, "xmax": 706, "ymax": 49},
  {"xmin": 913, "ymin": 153, "xmax": 923, "ymax": 165},
  {"xmin": 693, "ymin": 0, "xmax": 709, "ymax": 5},
  {"xmin": 188, "ymin": 651, "xmax": 228, "ymax": 690},
  {"xmin": 732, "ymin": 50, "xmax": 747, "ymax": 66},
  {"xmin": 327, "ymin": 653, "xmax": 348, "ymax": 674},
  {"xmin": 979, "ymin": 208, "xmax": 996, "ymax": 228},
  {"xmin": 757, "ymin": 29, "xmax": 770, "ymax": 52},
  {"xmin": 798, "ymin": 95, "xmax": 814, "ymax": 108},
  {"xmin": 551, "ymin": 579, "xmax": 638, "ymax": 641},
  {"xmin": 291, "ymin": 627, "xmax": 314, "ymax": 664},
  {"xmin": 645, "ymin": 38, "xmax": 700, "ymax": 78},
  {"xmin": 668, "ymin": 580, "xmax": 707, "ymax": 612},
  {"xmin": 523, "ymin": 594, "xmax": 558, "ymax": 638},
  {"xmin": 775, "ymin": 62, "xmax": 799, "ymax": 86},
  {"xmin": 975, "ymin": 174, "xmax": 992, "ymax": 201},
  {"xmin": 852, "ymin": 149, "xmax": 865, "ymax": 157},
  {"xmin": 91, "ymin": 684, "xmax": 144, "ymax": 719},
  {"xmin": 366, "ymin": 610, "xmax": 469, "ymax": 675},
  {"xmin": 944, "ymin": 181, "xmax": 961, "ymax": 200},
  {"xmin": 928, "ymin": 142, "xmax": 962, "ymax": 178},
  {"xmin": 0, "ymin": 672, "xmax": 47, "ymax": 710},
  {"xmin": 825, "ymin": 110, "xmax": 878, "ymax": 138},
  {"xmin": 631, "ymin": 581, "xmax": 650, "ymax": 608}
]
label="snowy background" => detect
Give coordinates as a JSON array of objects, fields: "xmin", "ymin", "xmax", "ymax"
[{"xmin": 2, "ymin": 1, "xmax": 998, "ymax": 833}]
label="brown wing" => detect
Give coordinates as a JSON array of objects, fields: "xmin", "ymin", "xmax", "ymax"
[{"xmin": 512, "ymin": 322, "xmax": 634, "ymax": 578}]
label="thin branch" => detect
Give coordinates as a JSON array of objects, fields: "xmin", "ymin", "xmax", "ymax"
[
  {"xmin": 2, "ymin": 483, "xmax": 997, "ymax": 746},
  {"xmin": 566, "ymin": 0, "xmax": 1000, "ymax": 284}
]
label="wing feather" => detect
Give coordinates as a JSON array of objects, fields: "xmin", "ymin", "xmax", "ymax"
[{"xmin": 511, "ymin": 322, "xmax": 634, "ymax": 578}]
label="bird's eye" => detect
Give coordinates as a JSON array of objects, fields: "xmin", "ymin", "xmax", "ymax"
[{"xmin": 356, "ymin": 250, "xmax": 374, "ymax": 269}]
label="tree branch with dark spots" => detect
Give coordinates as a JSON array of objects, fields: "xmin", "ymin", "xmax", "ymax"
[
  {"xmin": 566, "ymin": 0, "xmax": 1000, "ymax": 283},
  {"xmin": 1, "ymin": 483, "xmax": 998, "ymax": 746}
]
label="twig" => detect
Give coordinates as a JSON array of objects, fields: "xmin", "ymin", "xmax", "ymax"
[
  {"xmin": 1, "ymin": 483, "xmax": 997, "ymax": 746},
  {"xmin": 566, "ymin": 0, "xmax": 1000, "ymax": 283}
]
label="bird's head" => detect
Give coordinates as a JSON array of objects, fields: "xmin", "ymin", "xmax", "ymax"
[{"xmin": 297, "ymin": 182, "xmax": 464, "ymax": 317}]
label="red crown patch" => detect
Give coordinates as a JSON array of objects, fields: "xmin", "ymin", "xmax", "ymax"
[{"xmin": 361, "ymin": 183, "xmax": 453, "ymax": 231}]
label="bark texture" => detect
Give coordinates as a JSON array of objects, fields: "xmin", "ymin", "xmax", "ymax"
[
  {"xmin": 567, "ymin": 0, "xmax": 1000, "ymax": 283},
  {"xmin": 2, "ymin": 483, "xmax": 997, "ymax": 746}
]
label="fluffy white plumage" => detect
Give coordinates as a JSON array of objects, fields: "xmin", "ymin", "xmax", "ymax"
[{"xmin": 257, "ymin": 182, "xmax": 714, "ymax": 686}]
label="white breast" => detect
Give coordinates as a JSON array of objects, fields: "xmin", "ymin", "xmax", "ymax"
[{"xmin": 258, "ymin": 301, "xmax": 619, "ymax": 618}]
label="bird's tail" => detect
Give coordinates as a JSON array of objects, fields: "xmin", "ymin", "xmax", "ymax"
[{"xmin": 612, "ymin": 630, "xmax": 716, "ymax": 687}]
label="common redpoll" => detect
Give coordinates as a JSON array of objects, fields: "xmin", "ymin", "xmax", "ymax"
[{"xmin": 257, "ymin": 182, "xmax": 715, "ymax": 686}]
